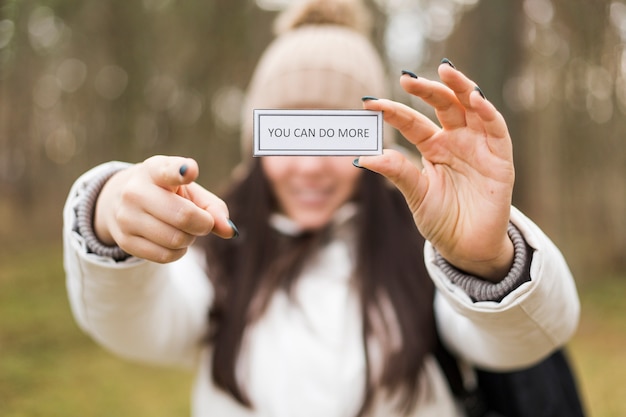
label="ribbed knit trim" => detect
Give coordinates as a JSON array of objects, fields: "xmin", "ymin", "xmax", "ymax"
[
  {"xmin": 434, "ymin": 223, "xmax": 532, "ymax": 302},
  {"xmin": 75, "ymin": 166, "xmax": 130, "ymax": 261}
]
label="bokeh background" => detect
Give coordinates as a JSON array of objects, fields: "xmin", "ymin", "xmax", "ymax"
[{"xmin": 1, "ymin": 0, "xmax": 624, "ymax": 415}]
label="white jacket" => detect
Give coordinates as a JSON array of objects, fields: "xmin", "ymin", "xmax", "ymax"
[{"xmin": 63, "ymin": 163, "xmax": 580, "ymax": 417}]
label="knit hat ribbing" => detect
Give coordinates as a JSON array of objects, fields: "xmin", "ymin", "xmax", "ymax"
[{"xmin": 240, "ymin": 0, "xmax": 390, "ymax": 155}]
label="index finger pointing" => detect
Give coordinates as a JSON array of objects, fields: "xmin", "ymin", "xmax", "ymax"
[
  {"xmin": 362, "ymin": 97, "xmax": 440, "ymax": 147},
  {"xmin": 143, "ymin": 155, "xmax": 199, "ymax": 192}
]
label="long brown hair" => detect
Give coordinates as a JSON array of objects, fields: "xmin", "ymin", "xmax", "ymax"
[{"xmin": 201, "ymin": 158, "xmax": 437, "ymax": 415}]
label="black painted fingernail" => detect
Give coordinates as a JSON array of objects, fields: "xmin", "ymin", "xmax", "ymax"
[
  {"xmin": 441, "ymin": 58, "xmax": 456, "ymax": 69},
  {"xmin": 227, "ymin": 219, "xmax": 240, "ymax": 239},
  {"xmin": 401, "ymin": 70, "xmax": 418, "ymax": 79},
  {"xmin": 352, "ymin": 158, "xmax": 372, "ymax": 171},
  {"xmin": 474, "ymin": 85, "xmax": 486, "ymax": 99},
  {"xmin": 361, "ymin": 96, "xmax": 379, "ymax": 101},
  {"xmin": 179, "ymin": 164, "xmax": 188, "ymax": 176}
]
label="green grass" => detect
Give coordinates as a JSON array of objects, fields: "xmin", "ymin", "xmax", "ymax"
[
  {"xmin": 1, "ymin": 243, "xmax": 624, "ymax": 416},
  {"xmin": 0, "ymin": 244, "xmax": 191, "ymax": 417},
  {"xmin": 569, "ymin": 277, "xmax": 626, "ymax": 417}
]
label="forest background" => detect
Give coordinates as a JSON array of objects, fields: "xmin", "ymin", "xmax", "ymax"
[{"xmin": 0, "ymin": 0, "xmax": 625, "ymax": 416}]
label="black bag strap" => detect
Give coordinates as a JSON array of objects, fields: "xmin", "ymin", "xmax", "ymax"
[{"xmin": 433, "ymin": 340, "xmax": 492, "ymax": 417}]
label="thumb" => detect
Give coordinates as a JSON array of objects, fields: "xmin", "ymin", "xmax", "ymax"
[
  {"xmin": 142, "ymin": 155, "xmax": 199, "ymax": 193},
  {"xmin": 141, "ymin": 155, "xmax": 238, "ymax": 240},
  {"xmin": 356, "ymin": 149, "xmax": 429, "ymax": 212}
]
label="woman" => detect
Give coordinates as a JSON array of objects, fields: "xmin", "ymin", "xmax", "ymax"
[{"xmin": 63, "ymin": 0, "xmax": 580, "ymax": 416}]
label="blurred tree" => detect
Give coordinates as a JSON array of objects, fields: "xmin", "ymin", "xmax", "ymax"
[
  {"xmin": 0, "ymin": 0, "xmax": 624, "ymax": 276},
  {"xmin": 443, "ymin": 0, "xmax": 626, "ymax": 275},
  {"xmin": 0, "ymin": 0, "xmax": 276, "ymax": 245}
]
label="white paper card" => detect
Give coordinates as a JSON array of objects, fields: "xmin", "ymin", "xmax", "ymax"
[{"xmin": 253, "ymin": 109, "xmax": 383, "ymax": 156}]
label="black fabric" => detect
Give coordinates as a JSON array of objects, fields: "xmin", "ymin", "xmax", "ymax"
[
  {"xmin": 434, "ymin": 340, "xmax": 490, "ymax": 417},
  {"xmin": 475, "ymin": 349, "xmax": 586, "ymax": 417},
  {"xmin": 436, "ymin": 346, "xmax": 586, "ymax": 417}
]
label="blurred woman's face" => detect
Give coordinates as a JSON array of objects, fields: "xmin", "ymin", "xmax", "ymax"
[{"xmin": 261, "ymin": 156, "xmax": 362, "ymax": 230}]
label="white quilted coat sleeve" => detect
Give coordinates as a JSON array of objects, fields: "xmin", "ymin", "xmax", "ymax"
[
  {"xmin": 63, "ymin": 162, "xmax": 212, "ymax": 369},
  {"xmin": 427, "ymin": 206, "xmax": 580, "ymax": 370}
]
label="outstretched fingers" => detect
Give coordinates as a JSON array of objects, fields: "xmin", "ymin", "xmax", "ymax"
[
  {"xmin": 395, "ymin": 62, "xmax": 512, "ymax": 160},
  {"xmin": 435, "ymin": 61, "xmax": 478, "ymax": 111},
  {"xmin": 397, "ymin": 72, "xmax": 468, "ymax": 131},
  {"xmin": 438, "ymin": 62, "xmax": 510, "ymax": 140}
]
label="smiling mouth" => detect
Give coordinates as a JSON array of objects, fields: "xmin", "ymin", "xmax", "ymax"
[{"xmin": 292, "ymin": 186, "xmax": 334, "ymax": 206}]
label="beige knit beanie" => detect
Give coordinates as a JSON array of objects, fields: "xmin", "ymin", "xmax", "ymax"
[{"xmin": 240, "ymin": 0, "xmax": 390, "ymax": 156}]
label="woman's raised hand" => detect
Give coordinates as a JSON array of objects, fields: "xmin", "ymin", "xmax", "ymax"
[
  {"xmin": 94, "ymin": 155, "xmax": 237, "ymax": 263},
  {"xmin": 359, "ymin": 61, "xmax": 515, "ymax": 281}
]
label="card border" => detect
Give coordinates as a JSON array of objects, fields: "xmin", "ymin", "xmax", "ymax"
[{"xmin": 253, "ymin": 109, "xmax": 383, "ymax": 156}]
